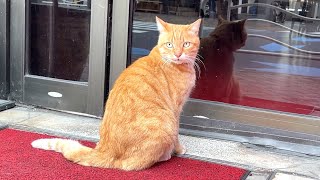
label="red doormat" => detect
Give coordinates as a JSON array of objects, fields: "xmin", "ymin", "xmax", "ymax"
[{"xmin": 0, "ymin": 129, "xmax": 250, "ymax": 180}]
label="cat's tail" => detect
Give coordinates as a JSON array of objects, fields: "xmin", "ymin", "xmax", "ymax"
[{"xmin": 31, "ymin": 138, "xmax": 114, "ymax": 168}]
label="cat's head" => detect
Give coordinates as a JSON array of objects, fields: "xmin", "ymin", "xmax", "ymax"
[
  {"xmin": 156, "ymin": 17, "xmax": 201, "ymax": 65},
  {"xmin": 211, "ymin": 16, "xmax": 247, "ymax": 51}
]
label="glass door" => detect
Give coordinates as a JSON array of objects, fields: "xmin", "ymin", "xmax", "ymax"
[
  {"xmin": 10, "ymin": 0, "xmax": 110, "ymax": 116},
  {"xmin": 111, "ymin": 0, "xmax": 320, "ymax": 152}
]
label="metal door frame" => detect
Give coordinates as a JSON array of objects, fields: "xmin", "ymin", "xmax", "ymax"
[
  {"xmin": 109, "ymin": 0, "xmax": 130, "ymax": 89},
  {"xmin": 0, "ymin": 0, "xmax": 10, "ymax": 99}
]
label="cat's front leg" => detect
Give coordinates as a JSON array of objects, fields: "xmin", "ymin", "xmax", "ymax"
[{"xmin": 174, "ymin": 140, "xmax": 186, "ymax": 155}]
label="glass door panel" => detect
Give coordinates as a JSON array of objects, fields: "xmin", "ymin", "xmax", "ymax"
[
  {"xmin": 130, "ymin": 0, "xmax": 320, "ymax": 118},
  {"xmin": 127, "ymin": 0, "xmax": 320, "ymax": 136},
  {"xmin": 10, "ymin": 0, "xmax": 109, "ymax": 116},
  {"xmin": 29, "ymin": 0, "xmax": 91, "ymax": 82},
  {"xmin": 191, "ymin": 0, "xmax": 320, "ymax": 118}
]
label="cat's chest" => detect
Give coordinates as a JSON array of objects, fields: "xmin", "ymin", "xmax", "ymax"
[
  {"xmin": 175, "ymin": 68, "xmax": 195, "ymax": 88},
  {"xmin": 173, "ymin": 69, "xmax": 196, "ymax": 101},
  {"xmin": 170, "ymin": 69, "xmax": 195, "ymax": 111},
  {"xmin": 161, "ymin": 66, "xmax": 195, "ymax": 94},
  {"xmin": 185, "ymin": 72, "xmax": 196, "ymax": 88}
]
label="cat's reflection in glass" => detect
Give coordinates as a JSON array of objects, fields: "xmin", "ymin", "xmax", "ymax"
[{"xmin": 192, "ymin": 16, "xmax": 247, "ymax": 104}]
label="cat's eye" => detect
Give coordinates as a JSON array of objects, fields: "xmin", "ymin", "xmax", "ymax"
[
  {"xmin": 166, "ymin": 42, "xmax": 173, "ymax": 48},
  {"xmin": 183, "ymin": 42, "xmax": 190, "ymax": 48}
]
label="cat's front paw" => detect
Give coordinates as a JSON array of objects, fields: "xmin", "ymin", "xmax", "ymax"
[{"xmin": 175, "ymin": 144, "xmax": 186, "ymax": 155}]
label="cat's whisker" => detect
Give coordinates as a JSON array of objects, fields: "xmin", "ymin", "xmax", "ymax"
[
  {"xmin": 184, "ymin": 57, "xmax": 201, "ymax": 78},
  {"xmin": 196, "ymin": 53, "xmax": 204, "ymax": 60},
  {"xmin": 184, "ymin": 55, "xmax": 196, "ymax": 62},
  {"xmin": 160, "ymin": 55, "xmax": 171, "ymax": 66},
  {"xmin": 194, "ymin": 61, "xmax": 201, "ymax": 78},
  {"xmin": 184, "ymin": 55, "xmax": 201, "ymax": 66},
  {"xmin": 184, "ymin": 57, "xmax": 195, "ymax": 65},
  {"xmin": 186, "ymin": 54, "xmax": 206, "ymax": 71},
  {"xmin": 164, "ymin": 58, "xmax": 171, "ymax": 65},
  {"xmin": 195, "ymin": 54, "xmax": 204, "ymax": 62},
  {"xmin": 195, "ymin": 57, "xmax": 206, "ymax": 71}
]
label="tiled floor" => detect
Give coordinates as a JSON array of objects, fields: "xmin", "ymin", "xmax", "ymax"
[{"xmin": 1, "ymin": 106, "xmax": 319, "ymax": 180}]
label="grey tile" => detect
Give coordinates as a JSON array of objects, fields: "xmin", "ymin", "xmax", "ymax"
[
  {"xmin": 0, "ymin": 107, "xmax": 41, "ymax": 124},
  {"xmin": 15, "ymin": 110, "xmax": 100, "ymax": 140},
  {"xmin": 245, "ymin": 172, "xmax": 271, "ymax": 180},
  {"xmin": 0, "ymin": 122, "xmax": 8, "ymax": 130},
  {"xmin": 179, "ymin": 135, "xmax": 320, "ymax": 179},
  {"xmin": 271, "ymin": 173, "xmax": 318, "ymax": 180}
]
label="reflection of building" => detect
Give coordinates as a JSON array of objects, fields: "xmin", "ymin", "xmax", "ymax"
[
  {"xmin": 32, "ymin": 0, "xmax": 90, "ymax": 9},
  {"xmin": 196, "ymin": 0, "xmax": 320, "ymax": 20},
  {"xmin": 288, "ymin": 0, "xmax": 319, "ymax": 18},
  {"xmin": 29, "ymin": 1, "xmax": 91, "ymax": 81},
  {"xmin": 246, "ymin": 0, "xmax": 320, "ymax": 19}
]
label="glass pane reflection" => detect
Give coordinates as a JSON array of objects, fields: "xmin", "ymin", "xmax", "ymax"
[
  {"xmin": 29, "ymin": 0, "xmax": 91, "ymax": 82},
  {"xmin": 130, "ymin": 0, "xmax": 320, "ymax": 117}
]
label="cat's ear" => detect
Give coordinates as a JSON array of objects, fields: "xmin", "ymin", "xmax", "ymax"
[
  {"xmin": 188, "ymin": 19, "xmax": 202, "ymax": 35},
  {"xmin": 156, "ymin": 16, "xmax": 169, "ymax": 33},
  {"xmin": 217, "ymin": 15, "xmax": 225, "ymax": 25},
  {"xmin": 238, "ymin": 19, "xmax": 247, "ymax": 27}
]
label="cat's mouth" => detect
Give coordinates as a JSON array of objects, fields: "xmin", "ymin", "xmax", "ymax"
[
  {"xmin": 172, "ymin": 58, "xmax": 190, "ymax": 65},
  {"xmin": 172, "ymin": 59, "xmax": 184, "ymax": 64},
  {"xmin": 161, "ymin": 55, "xmax": 192, "ymax": 65}
]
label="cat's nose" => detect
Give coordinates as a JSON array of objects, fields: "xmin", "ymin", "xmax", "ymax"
[{"xmin": 174, "ymin": 52, "xmax": 182, "ymax": 58}]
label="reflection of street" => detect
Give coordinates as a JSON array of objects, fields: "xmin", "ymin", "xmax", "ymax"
[
  {"xmin": 133, "ymin": 20, "xmax": 320, "ymax": 53},
  {"xmin": 234, "ymin": 53, "xmax": 320, "ymax": 115},
  {"xmin": 31, "ymin": 0, "xmax": 91, "ymax": 10},
  {"xmin": 132, "ymin": 20, "xmax": 320, "ymax": 116}
]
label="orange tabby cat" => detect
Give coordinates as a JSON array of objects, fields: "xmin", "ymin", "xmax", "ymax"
[{"xmin": 32, "ymin": 17, "xmax": 201, "ymax": 171}]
